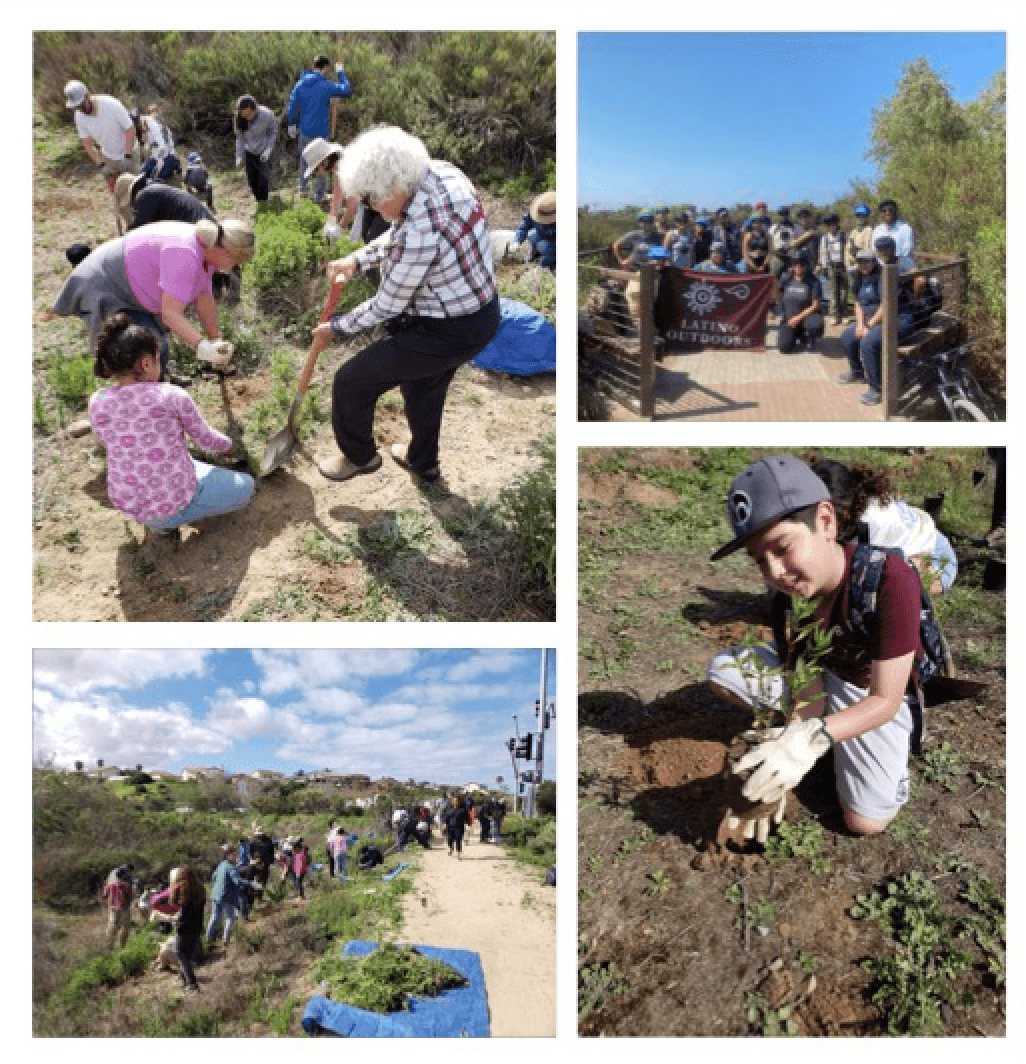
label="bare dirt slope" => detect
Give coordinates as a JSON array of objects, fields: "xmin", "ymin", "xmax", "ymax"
[
  {"xmin": 400, "ymin": 836, "xmax": 556, "ymax": 1036},
  {"xmin": 32, "ymin": 125, "xmax": 555, "ymax": 622},
  {"xmin": 578, "ymin": 449, "xmax": 1005, "ymax": 1037}
]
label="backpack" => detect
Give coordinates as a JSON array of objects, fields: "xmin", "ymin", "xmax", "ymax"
[{"xmin": 847, "ymin": 541, "xmax": 953, "ymax": 753}]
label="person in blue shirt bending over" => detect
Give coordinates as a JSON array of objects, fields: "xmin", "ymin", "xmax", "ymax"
[
  {"xmin": 286, "ymin": 55, "xmax": 352, "ymax": 204},
  {"xmin": 513, "ymin": 190, "xmax": 556, "ymax": 271}
]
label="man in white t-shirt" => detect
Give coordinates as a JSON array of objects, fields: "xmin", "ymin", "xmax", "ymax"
[{"xmin": 64, "ymin": 80, "xmax": 139, "ymax": 200}]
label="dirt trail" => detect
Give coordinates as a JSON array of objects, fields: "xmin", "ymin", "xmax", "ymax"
[{"xmin": 400, "ymin": 837, "xmax": 556, "ymax": 1036}]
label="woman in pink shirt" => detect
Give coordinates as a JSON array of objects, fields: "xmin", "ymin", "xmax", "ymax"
[
  {"xmin": 53, "ymin": 218, "xmax": 254, "ymax": 377},
  {"xmin": 88, "ymin": 313, "xmax": 254, "ymax": 532}
]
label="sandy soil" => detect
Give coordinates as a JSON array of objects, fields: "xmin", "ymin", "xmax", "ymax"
[
  {"xmin": 32, "ymin": 128, "xmax": 555, "ymax": 622},
  {"xmin": 400, "ymin": 837, "xmax": 556, "ymax": 1036}
]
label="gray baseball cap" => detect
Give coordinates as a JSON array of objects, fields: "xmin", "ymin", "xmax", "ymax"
[{"xmin": 710, "ymin": 455, "xmax": 829, "ymax": 561}]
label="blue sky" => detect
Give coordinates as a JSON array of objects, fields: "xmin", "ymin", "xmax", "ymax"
[
  {"xmin": 579, "ymin": 33, "xmax": 1005, "ymax": 209},
  {"xmin": 33, "ymin": 649, "xmax": 556, "ymax": 786}
]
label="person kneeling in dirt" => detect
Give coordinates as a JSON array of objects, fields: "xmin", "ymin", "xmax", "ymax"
[
  {"xmin": 359, "ymin": 844, "xmax": 384, "ymax": 870},
  {"xmin": 88, "ymin": 314, "xmax": 254, "ymax": 537},
  {"xmin": 512, "ymin": 190, "xmax": 556, "ymax": 271},
  {"xmin": 184, "ymin": 152, "xmax": 214, "ymax": 210},
  {"xmin": 169, "ymin": 866, "xmax": 205, "ymax": 993},
  {"xmin": 706, "ymin": 454, "xmax": 932, "ymax": 841},
  {"xmin": 310, "ymin": 125, "xmax": 500, "ymax": 484},
  {"xmin": 53, "ymin": 216, "xmax": 255, "ymax": 379},
  {"xmin": 117, "ymin": 174, "xmax": 214, "ymax": 233}
]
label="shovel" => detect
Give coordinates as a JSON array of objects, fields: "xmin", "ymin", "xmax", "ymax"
[
  {"xmin": 260, "ymin": 336, "xmax": 327, "ymax": 476},
  {"xmin": 260, "ymin": 276, "xmax": 346, "ymax": 477}
]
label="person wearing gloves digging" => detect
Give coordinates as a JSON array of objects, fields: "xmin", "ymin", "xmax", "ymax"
[
  {"xmin": 286, "ymin": 55, "xmax": 352, "ymax": 204},
  {"xmin": 302, "ymin": 137, "xmax": 390, "ymax": 247},
  {"xmin": 706, "ymin": 454, "xmax": 927, "ymax": 841},
  {"xmin": 308, "ymin": 125, "xmax": 499, "ymax": 483},
  {"xmin": 233, "ymin": 95, "xmax": 278, "ymax": 203},
  {"xmin": 54, "ymin": 217, "xmax": 253, "ymax": 379}
]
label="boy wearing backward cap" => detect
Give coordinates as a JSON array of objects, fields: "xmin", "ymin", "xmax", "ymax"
[{"xmin": 706, "ymin": 454, "xmax": 925, "ymax": 841}]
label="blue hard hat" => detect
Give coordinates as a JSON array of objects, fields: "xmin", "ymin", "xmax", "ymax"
[
  {"xmin": 854, "ymin": 204, "xmax": 870, "ymax": 217},
  {"xmin": 647, "ymin": 246, "xmax": 670, "ymax": 260},
  {"xmin": 696, "ymin": 217, "xmax": 710, "ymax": 227},
  {"xmin": 637, "ymin": 210, "xmax": 654, "ymax": 222}
]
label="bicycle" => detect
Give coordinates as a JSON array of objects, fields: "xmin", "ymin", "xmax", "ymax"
[{"xmin": 896, "ymin": 340, "xmax": 998, "ymax": 421}]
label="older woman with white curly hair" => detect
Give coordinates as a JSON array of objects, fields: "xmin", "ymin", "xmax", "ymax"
[{"xmin": 309, "ymin": 125, "xmax": 499, "ymax": 482}]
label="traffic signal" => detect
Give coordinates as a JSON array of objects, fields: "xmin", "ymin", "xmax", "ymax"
[{"xmin": 515, "ymin": 734, "xmax": 533, "ymax": 759}]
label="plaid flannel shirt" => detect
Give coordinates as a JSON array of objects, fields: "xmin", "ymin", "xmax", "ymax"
[{"xmin": 331, "ymin": 161, "xmax": 497, "ymax": 336}]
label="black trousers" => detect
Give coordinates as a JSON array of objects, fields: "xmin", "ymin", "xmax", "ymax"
[
  {"xmin": 176, "ymin": 929, "xmax": 201, "ymax": 988},
  {"xmin": 331, "ymin": 296, "xmax": 500, "ymax": 471},
  {"xmin": 244, "ymin": 151, "xmax": 271, "ymax": 202},
  {"xmin": 777, "ymin": 314, "xmax": 825, "ymax": 353}
]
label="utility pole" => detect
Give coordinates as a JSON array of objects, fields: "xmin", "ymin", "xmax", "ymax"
[{"xmin": 507, "ymin": 649, "xmax": 556, "ymax": 819}]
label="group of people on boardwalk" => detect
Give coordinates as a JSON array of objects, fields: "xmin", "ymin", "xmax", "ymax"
[{"xmin": 612, "ymin": 198, "xmax": 939, "ymax": 407}]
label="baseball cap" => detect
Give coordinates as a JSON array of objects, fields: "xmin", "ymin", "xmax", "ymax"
[
  {"xmin": 710, "ymin": 240, "xmax": 726, "ymax": 253},
  {"xmin": 710, "ymin": 455, "xmax": 829, "ymax": 561},
  {"xmin": 64, "ymin": 80, "xmax": 88, "ymax": 108},
  {"xmin": 647, "ymin": 246, "xmax": 669, "ymax": 260}
]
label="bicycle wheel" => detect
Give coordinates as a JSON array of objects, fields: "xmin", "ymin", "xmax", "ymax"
[{"xmin": 950, "ymin": 397, "xmax": 990, "ymax": 422}]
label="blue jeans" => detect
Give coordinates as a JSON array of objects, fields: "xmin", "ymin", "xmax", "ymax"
[
  {"xmin": 840, "ymin": 313, "xmax": 915, "ymax": 391},
  {"xmin": 206, "ymin": 900, "xmax": 237, "ymax": 943},
  {"xmin": 931, "ymin": 531, "xmax": 958, "ymax": 592},
  {"xmin": 146, "ymin": 460, "xmax": 254, "ymax": 530},
  {"xmin": 335, "ymin": 853, "xmax": 348, "ymax": 877},
  {"xmin": 298, "ymin": 132, "xmax": 327, "ymax": 201}
]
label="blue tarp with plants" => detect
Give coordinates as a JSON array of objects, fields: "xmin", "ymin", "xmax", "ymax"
[
  {"xmin": 472, "ymin": 298, "xmax": 556, "ymax": 376},
  {"xmin": 302, "ymin": 941, "xmax": 489, "ymax": 1037}
]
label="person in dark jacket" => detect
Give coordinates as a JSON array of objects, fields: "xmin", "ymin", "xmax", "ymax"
[
  {"xmin": 776, "ymin": 253, "xmax": 825, "ymax": 353},
  {"xmin": 169, "ymin": 866, "xmax": 205, "ymax": 993},
  {"xmin": 124, "ymin": 176, "xmax": 213, "ymax": 231},
  {"xmin": 445, "ymin": 799, "xmax": 469, "ymax": 859}
]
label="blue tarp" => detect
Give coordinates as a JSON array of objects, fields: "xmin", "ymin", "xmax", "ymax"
[
  {"xmin": 301, "ymin": 941, "xmax": 489, "ymax": 1038},
  {"xmin": 471, "ymin": 298, "xmax": 556, "ymax": 376},
  {"xmin": 382, "ymin": 861, "xmax": 409, "ymax": 882}
]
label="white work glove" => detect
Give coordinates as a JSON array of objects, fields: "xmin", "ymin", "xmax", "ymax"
[
  {"xmin": 335, "ymin": 62, "xmax": 345, "ymax": 75},
  {"xmin": 287, "ymin": 124, "xmax": 298, "ymax": 138},
  {"xmin": 197, "ymin": 339, "xmax": 234, "ymax": 368},
  {"xmin": 322, "ymin": 219, "xmax": 341, "ymax": 242},
  {"xmin": 260, "ymin": 148, "xmax": 272, "ymax": 163},
  {"xmin": 725, "ymin": 794, "xmax": 787, "ymax": 845},
  {"xmin": 733, "ymin": 718, "xmax": 833, "ymax": 804}
]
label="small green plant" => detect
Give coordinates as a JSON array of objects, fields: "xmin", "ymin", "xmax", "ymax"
[
  {"xmin": 850, "ymin": 871, "xmax": 979, "ymax": 1035},
  {"xmin": 745, "ymin": 990, "xmax": 799, "ymax": 1037},
  {"xmin": 578, "ymin": 961, "xmax": 630, "ymax": 1019},
  {"xmin": 797, "ymin": 951, "xmax": 819, "ymax": 974},
  {"xmin": 889, "ymin": 815, "xmax": 932, "ymax": 849},
  {"xmin": 920, "ymin": 742, "xmax": 969, "ymax": 791},
  {"xmin": 521, "ymin": 890, "xmax": 535, "ymax": 908},
  {"xmin": 611, "ymin": 828, "xmax": 652, "ymax": 864},
  {"xmin": 764, "ymin": 819, "xmax": 830, "ymax": 874},
  {"xmin": 587, "ymin": 854, "xmax": 604, "ymax": 872},
  {"xmin": 47, "ymin": 352, "xmax": 95, "ymax": 411},
  {"xmin": 578, "ymin": 769, "xmax": 599, "ymax": 787},
  {"xmin": 725, "ymin": 883, "xmax": 777, "ymax": 935},
  {"xmin": 500, "ymin": 433, "xmax": 555, "ymax": 600},
  {"xmin": 655, "ymin": 658, "xmax": 675, "ymax": 673},
  {"xmin": 645, "ymin": 869, "xmax": 672, "ymax": 896}
]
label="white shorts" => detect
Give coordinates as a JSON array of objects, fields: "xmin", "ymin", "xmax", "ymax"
[{"xmin": 708, "ymin": 645, "xmax": 912, "ymax": 821}]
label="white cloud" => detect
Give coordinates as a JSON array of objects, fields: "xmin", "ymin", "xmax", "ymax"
[
  {"xmin": 252, "ymin": 649, "xmax": 421, "ymax": 695},
  {"xmin": 33, "ymin": 689, "xmax": 230, "ymax": 770},
  {"xmin": 33, "ymin": 649, "xmax": 211, "ymax": 696},
  {"xmin": 444, "ymin": 650, "xmax": 534, "ymax": 682},
  {"xmin": 206, "ymin": 695, "xmax": 276, "ymax": 739}
]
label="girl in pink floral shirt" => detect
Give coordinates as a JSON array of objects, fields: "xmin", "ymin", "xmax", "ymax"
[{"xmin": 89, "ymin": 314, "xmax": 253, "ymax": 529}]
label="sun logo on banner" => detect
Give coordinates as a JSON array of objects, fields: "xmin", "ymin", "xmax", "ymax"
[{"xmin": 683, "ymin": 279, "xmax": 722, "ymax": 317}]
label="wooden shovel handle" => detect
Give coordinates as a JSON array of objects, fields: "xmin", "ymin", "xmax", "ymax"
[
  {"xmin": 318, "ymin": 278, "xmax": 346, "ymax": 325},
  {"xmin": 296, "ymin": 336, "xmax": 326, "ymax": 398}
]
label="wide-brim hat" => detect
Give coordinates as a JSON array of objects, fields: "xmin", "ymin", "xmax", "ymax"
[
  {"xmin": 710, "ymin": 455, "xmax": 829, "ymax": 561},
  {"xmin": 529, "ymin": 190, "xmax": 556, "ymax": 225},
  {"xmin": 302, "ymin": 137, "xmax": 343, "ymax": 181}
]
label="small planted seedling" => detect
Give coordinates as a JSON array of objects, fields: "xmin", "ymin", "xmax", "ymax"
[
  {"xmin": 645, "ymin": 869, "xmax": 672, "ymax": 897},
  {"xmin": 745, "ymin": 991, "xmax": 799, "ymax": 1037},
  {"xmin": 919, "ymin": 741, "xmax": 969, "ymax": 791}
]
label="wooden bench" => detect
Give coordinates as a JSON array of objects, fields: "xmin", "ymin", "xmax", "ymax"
[{"xmin": 898, "ymin": 311, "xmax": 965, "ymax": 359}]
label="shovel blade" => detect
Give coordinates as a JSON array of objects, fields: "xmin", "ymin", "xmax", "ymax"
[{"xmin": 259, "ymin": 394, "xmax": 304, "ymax": 477}]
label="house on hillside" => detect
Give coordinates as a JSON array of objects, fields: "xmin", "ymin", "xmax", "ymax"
[
  {"xmin": 181, "ymin": 766, "xmax": 225, "ymax": 782},
  {"xmin": 86, "ymin": 765, "xmax": 123, "ymax": 781},
  {"xmin": 250, "ymin": 769, "xmax": 285, "ymax": 781},
  {"xmin": 146, "ymin": 769, "xmax": 179, "ymax": 782},
  {"xmin": 462, "ymin": 782, "xmax": 487, "ymax": 793}
]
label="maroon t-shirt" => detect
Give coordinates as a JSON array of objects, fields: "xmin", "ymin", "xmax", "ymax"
[{"xmin": 773, "ymin": 542, "xmax": 922, "ymax": 690}]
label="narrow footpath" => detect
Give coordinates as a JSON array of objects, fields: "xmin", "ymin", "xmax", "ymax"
[{"xmin": 399, "ymin": 836, "xmax": 556, "ymax": 1036}]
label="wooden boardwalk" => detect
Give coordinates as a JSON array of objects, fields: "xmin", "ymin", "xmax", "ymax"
[{"xmin": 605, "ymin": 322, "xmax": 885, "ymax": 422}]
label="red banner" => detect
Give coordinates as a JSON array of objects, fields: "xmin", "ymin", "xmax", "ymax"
[{"xmin": 654, "ymin": 268, "xmax": 777, "ymax": 351}]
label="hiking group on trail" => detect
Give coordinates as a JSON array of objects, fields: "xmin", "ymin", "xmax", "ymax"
[
  {"xmin": 607, "ymin": 199, "xmax": 941, "ymax": 406},
  {"xmin": 49, "ymin": 55, "xmax": 554, "ymax": 543}
]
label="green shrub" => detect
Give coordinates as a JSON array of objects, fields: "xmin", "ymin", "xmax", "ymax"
[
  {"xmin": 503, "ymin": 813, "xmax": 556, "ymax": 869},
  {"xmin": 500, "ymin": 433, "xmax": 556, "ymax": 603},
  {"xmin": 60, "ymin": 927, "xmax": 159, "ymax": 1006},
  {"xmin": 46, "ymin": 353, "xmax": 95, "ymax": 411}
]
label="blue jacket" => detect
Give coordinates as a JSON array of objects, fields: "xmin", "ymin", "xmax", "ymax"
[
  {"xmin": 210, "ymin": 859, "xmax": 246, "ymax": 908},
  {"xmin": 286, "ymin": 69, "xmax": 352, "ymax": 138},
  {"xmin": 514, "ymin": 209, "xmax": 556, "ymax": 269}
]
